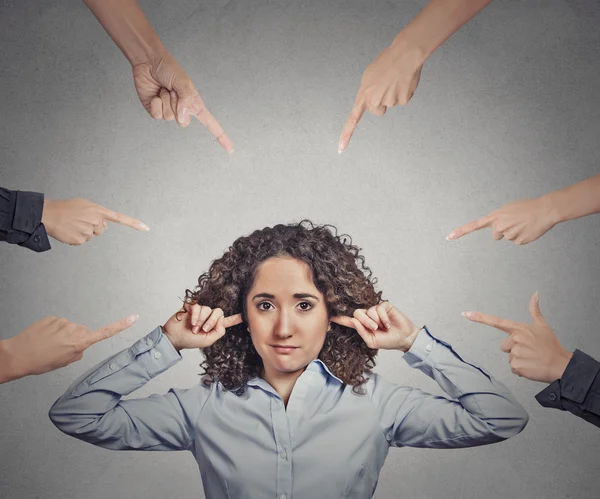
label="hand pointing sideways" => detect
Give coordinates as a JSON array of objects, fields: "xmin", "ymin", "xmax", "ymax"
[
  {"xmin": 463, "ymin": 292, "xmax": 572, "ymax": 383},
  {"xmin": 0, "ymin": 315, "xmax": 139, "ymax": 383},
  {"xmin": 447, "ymin": 198, "xmax": 558, "ymax": 245},
  {"xmin": 41, "ymin": 197, "xmax": 149, "ymax": 246}
]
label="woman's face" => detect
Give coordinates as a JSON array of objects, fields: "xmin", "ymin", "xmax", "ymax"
[{"xmin": 245, "ymin": 256, "xmax": 330, "ymax": 379}]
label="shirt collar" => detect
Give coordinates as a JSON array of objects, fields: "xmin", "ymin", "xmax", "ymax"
[{"xmin": 246, "ymin": 359, "xmax": 343, "ymax": 390}]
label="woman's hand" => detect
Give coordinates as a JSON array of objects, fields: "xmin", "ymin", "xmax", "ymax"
[
  {"xmin": 162, "ymin": 303, "xmax": 242, "ymax": 351},
  {"xmin": 331, "ymin": 302, "xmax": 421, "ymax": 352}
]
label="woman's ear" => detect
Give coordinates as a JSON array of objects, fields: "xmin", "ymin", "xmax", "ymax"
[{"xmin": 327, "ymin": 322, "xmax": 332, "ymax": 332}]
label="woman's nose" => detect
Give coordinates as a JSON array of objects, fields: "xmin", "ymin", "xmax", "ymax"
[{"xmin": 274, "ymin": 311, "xmax": 293, "ymax": 339}]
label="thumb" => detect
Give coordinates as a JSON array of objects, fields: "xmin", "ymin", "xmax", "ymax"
[
  {"xmin": 528, "ymin": 291, "xmax": 547, "ymax": 325},
  {"xmin": 330, "ymin": 315, "xmax": 355, "ymax": 329},
  {"xmin": 224, "ymin": 313, "xmax": 243, "ymax": 328},
  {"xmin": 173, "ymin": 81, "xmax": 200, "ymax": 127}
]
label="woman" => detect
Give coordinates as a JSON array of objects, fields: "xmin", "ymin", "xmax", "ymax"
[{"xmin": 49, "ymin": 220, "xmax": 528, "ymax": 499}]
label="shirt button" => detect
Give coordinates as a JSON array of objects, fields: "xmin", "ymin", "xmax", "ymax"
[
  {"xmin": 279, "ymin": 495, "xmax": 287, "ymax": 499},
  {"xmin": 146, "ymin": 338, "xmax": 153, "ymax": 347},
  {"xmin": 154, "ymin": 351, "xmax": 162, "ymax": 359},
  {"xmin": 109, "ymin": 363, "xmax": 117, "ymax": 371},
  {"xmin": 548, "ymin": 393, "xmax": 557, "ymax": 401},
  {"xmin": 279, "ymin": 451, "xmax": 287, "ymax": 460},
  {"xmin": 33, "ymin": 235, "xmax": 40, "ymax": 243},
  {"xmin": 425, "ymin": 343, "xmax": 433, "ymax": 352}
]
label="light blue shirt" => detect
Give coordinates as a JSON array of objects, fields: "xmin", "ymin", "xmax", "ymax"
[{"xmin": 49, "ymin": 326, "xmax": 528, "ymax": 499}]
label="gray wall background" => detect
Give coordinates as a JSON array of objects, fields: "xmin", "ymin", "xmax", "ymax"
[{"xmin": 1, "ymin": 0, "xmax": 599, "ymax": 498}]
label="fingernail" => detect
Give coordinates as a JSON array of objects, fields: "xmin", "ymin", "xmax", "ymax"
[
  {"xmin": 338, "ymin": 143, "xmax": 344, "ymax": 154},
  {"xmin": 447, "ymin": 232, "xmax": 455, "ymax": 240},
  {"xmin": 192, "ymin": 326, "xmax": 199, "ymax": 334},
  {"xmin": 228, "ymin": 148, "xmax": 235, "ymax": 156},
  {"xmin": 138, "ymin": 223, "xmax": 150, "ymax": 231},
  {"xmin": 385, "ymin": 322, "xmax": 391, "ymax": 330},
  {"xmin": 178, "ymin": 108, "xmax": 189, "ymax": 124},
  {"xmin": 126, "ymin": 314, "xmax": 139, "ymax": 324},
  {"xmin": 371, "ymin": 323, "xmax": 378, "ymax": 330},
  {"xmin": 202, "ymin": 323, "xmax": 211, "ymax": 332},
  {"xmin": 170, "ymin": 91, "xmax": 176, "ymax": 99},
  {"xmin": 462, "ymin": 312, "xmax": 473, "ymax": 318}
]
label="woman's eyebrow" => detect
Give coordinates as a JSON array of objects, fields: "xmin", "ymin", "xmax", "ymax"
[
  {"xmin": 293, "ymin": 293, "xmax": 319, "ymax": 301},
  {"xmin": 252, "ymin": 293, "xmax": 275, "ymax": 300},
  {"xmin": 252, "ymin": 292, "xmax": 319, "ymax": 300}
]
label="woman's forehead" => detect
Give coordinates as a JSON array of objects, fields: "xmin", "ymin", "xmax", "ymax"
[{"xmin": 251, "ymin": 257, "xmax": 319, "ymax": 292}]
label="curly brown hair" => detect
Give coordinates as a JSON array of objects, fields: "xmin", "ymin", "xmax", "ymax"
[{"xmin": 184, "ymin": 220, "xmax": 382, "ymax": 394}]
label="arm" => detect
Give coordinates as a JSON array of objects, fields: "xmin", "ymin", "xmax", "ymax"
[
  {"xmin": 371, "ymin": 327, "xmax": 529, "ymax": 448},
  {"xmin": 542, "ymin": 173, "xmax": 600, "ymax": 225},
  {"xmin": 49, "ymin": 326, "xmax": 204, "ymax": 451},
  {"xmin": 82, "ymin": 0, "xmax": 234, "ymax": 151},
  {"xmin": 394, "ymin": 0, "xmax": 493, "ymax": 60},
  {"xmin": 447, "ymin": 173, "xmax": 600, "ymax": 244},
  {"xmin": 338, "ymin": 0, "xmax": 493, "ymax": 152},
  {"xmin": 49, "ymin": 305, "xmax": 241, "ymax": 450},
  {"xmin": 535, "ymin": 350, "xmax": 600, "ymax": 428},
  {"xmin": 0, "ymin": 340, "xmax": 18, "ymax": 383},
  {"xmin": 82, "ymin": 0, "xmax": 165, "ymax": 66},
  {"xmin": 0, "ymin": 187, "xmax": 50, "ymax": 252}
]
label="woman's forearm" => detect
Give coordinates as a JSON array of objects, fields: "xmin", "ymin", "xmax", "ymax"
[
  {"xmin": 542, "ymin": 173, "xmax": 600, "ymax": 225},
  {"xmin": 392, "ymin": 0, "xmax": 493, "ymax": 61},
  {"xmin": 0, "ymin": 340, "xmax": 14, "ymax": 383},
  {"xmin": 83, "ymin": 0, "xmax": 167, "ymax": 65},
  {"xmin": 0, "ymin": 338, "xmax": 25, "ymax": 384}
]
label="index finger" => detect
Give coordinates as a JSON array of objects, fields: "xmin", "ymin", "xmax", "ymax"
[
  {"xmin": 101, "ymin": 207, "xmax": 149, "ymax": 231},
  {"xmin": 447, "ymin": 215, "xmax": 492, "ymax": 241},
  {"xmin": 463, "ymin": 311, "xmax": 521, "ymax": 334},
  {"xmin": 330, "ymin": 315, "xmax": 356, "ymax": 329},
  {"xmin": 189, "ymin": 99, "xmax": 234, "ymax": 154},
  {"xmin": 338, "ymin": 99, "xmax": 366, "ymax": 154},
  {"xmin": 223, "ymin": 313, "xmax": 243, "ymax": 328},
  {"xmin": 86, "ymin": 314, "xmax": 139, "ymax": 347}
]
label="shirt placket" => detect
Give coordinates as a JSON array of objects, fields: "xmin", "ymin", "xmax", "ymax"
[{"xmin": 270, "ymin": 395, "xmax": 292, "ymax": 499}]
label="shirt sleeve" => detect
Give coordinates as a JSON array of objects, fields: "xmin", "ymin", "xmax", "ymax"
[
  {"xmin": 49, "ymin": 326, "xmax": 209, "ymax": 451},
  {"xmin": 0, "ymin": 187, "xmax": 51, "ymax": 252},
  {"xmin": 369, "ymin": 327, "xmax": 529, "ymax": 449},
  {"xmin": 535, "ymin": 349, "xmax": 600, "ymax": 428}
]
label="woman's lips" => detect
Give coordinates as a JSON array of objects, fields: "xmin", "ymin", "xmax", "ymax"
[{"xmin": 271, "ymin": 345, "xmax": 298, "ymax": 354}]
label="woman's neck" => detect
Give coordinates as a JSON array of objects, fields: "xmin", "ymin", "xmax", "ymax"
[{"xmin": 261, "ymin": 366, "xmax": 306, "ymax": 407}]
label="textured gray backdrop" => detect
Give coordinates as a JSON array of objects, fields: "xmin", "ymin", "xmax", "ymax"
[{"xmin": 1, "ymin": 1, "xmax": 599, "ymax": 498}]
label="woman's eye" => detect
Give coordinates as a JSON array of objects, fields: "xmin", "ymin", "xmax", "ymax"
[
  {"xmin": 298, "ymin": 301, "xmax": 313, "ymax": 311},
  {"xmin": 257, "ymin": 302, "xmax": 273, "ymax": 311}
]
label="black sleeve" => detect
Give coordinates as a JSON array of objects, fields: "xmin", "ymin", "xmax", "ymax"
[
  {"xmin": 535, "ymin": 349, "xmax": 600, "ymax": 428},
  {"xmin": 0, "ymin": 187, "xmax": 51, "ymax": 252}
]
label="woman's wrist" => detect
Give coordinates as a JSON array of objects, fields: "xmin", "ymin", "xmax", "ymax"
[
  {"xmin": 161, "ymin": 326, "xmax": 181, "ymax": 352},
  {"xmin": 398, "ymin": 325, "xmax": 422, "ymax": 353}
]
